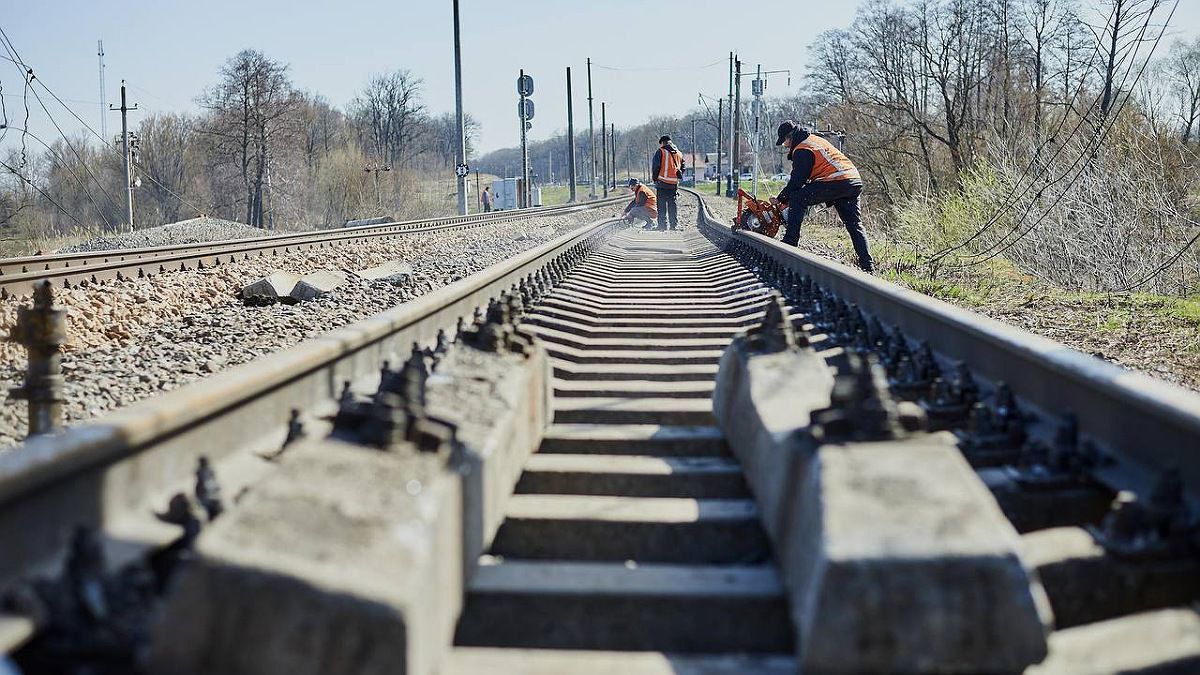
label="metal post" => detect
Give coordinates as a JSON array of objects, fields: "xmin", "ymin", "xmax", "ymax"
[
  {"xmin": 587, "ymin": 58, "xmax": 596, "ymax": 199},
  {"xmin": 110, "ymin": 80, "xmax": 137, "ymax": 231},
  {"xmin": 474, "ymin": 168, "xmax": 481, "ymax": 211},
  {"xmin": 9, "ymin": 281, "xmax": 66, "ymax": 436},
  {"xmin": 716, "ymin": 98, "xmax": 723, "ymax": 195},
  {"xmin": 601, "ymin": 102, "xmax": 608, "ymax": 198},
  {"xmin": 566, "ymin": 67, "xmax": 577, "ymax": 202},
  {"xmin": 519, "ymin": 69, "xmax": 530, "ymax": 209},
  {"xmin": 452, "ymin": 0, "xmax": 468, "ymax": 215}
]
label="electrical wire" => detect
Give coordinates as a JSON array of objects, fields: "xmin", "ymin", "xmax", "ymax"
[
  {"xmin": 1112, "ymin": 222, "xmax": 1200, "ymax": 292},
  {"xmin": 0, "ymin": 126, "xmax": 109, "ymax": 235},
  {"xmin": 0, "ymin": 157, "xmax": 90, "ymax": 231},
  {"xmin": 592, "ymin": 58, "xmax": 726, "ymax": 73},
  {"xmin": 955, "ymin": 0, "xmax": 1180, "ymax": 268},
  {"xmin": 924, "ymin": 2, "xmax": 1121, "ymax": 263}
]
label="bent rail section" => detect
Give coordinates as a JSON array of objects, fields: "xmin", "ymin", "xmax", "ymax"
[
  {"xmin": 0, "ymin": 214, "xmax": 622, "ymax": 594},
  {"xmin": 687, "ymin": 187, "xmax": 1200, "ymax": 501}
]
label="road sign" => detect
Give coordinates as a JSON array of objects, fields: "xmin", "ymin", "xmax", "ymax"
[
  {"xmin": 455, "ymin": 163, "xmax": 470, "ymax": 178},
  {"xmin": 518, "ymin": 99, "xmax": 535, "ymax": 121},
  {"xmin": 517, "ymin": 74, "xmax": 534, "ymax": 97}
]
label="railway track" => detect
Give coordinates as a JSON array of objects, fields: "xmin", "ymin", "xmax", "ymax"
[
  {"xmin": 0, "ymin": 198, "xmax": 621, "ymax": 298},
  {"xmin": 2, "ymin": 189, "xmax": 1199, "ymax": 672}
]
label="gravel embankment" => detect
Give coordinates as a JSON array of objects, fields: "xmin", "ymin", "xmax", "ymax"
[
  {"xmin": 0, "ymin": 209, "xmax": 615, "ymax": 449},
  {"xmin": 59, "ymin": 217, "xmax": 268, "ymax": 253}
]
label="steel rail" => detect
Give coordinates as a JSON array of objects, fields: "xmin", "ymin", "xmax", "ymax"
[
  {"xmin": 0, "ymin": 198, "xmax": 623, "ymax": 296},
  {"xmin": 686, "ymin": 187, "xmax": 1200, "ymax": 502},
  {"xmin": 0, "ymin": 214, "xmax": 623, "ymax": 622}
]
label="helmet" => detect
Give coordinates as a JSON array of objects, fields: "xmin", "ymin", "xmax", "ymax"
[
  {"xmin": 658, "ymin": 135, "xmax": 671, "ymax": 144},
  {"xmin": 775, "ymin": 121, "xmax": 811, "ymax": 146},
  {"xmin": 627, "ymin": 177, "xmax": 639, "ymax": 187}
]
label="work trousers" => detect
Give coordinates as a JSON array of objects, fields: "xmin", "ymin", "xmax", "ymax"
[
  {"xmin": 782, "ymin": 180, "xmax": 873, "ymax": 271},
  {"xmin": 655, "ymin": 186, "xmax": 679, "ymax": 229},
  {"xmin": 625, "ymin": 205, "xmax": 657, "ymax": 227}
]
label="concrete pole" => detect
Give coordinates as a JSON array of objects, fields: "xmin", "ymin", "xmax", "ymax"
[
  {"xmin": 566, "ymin": 67, "xmax": 577, "ymax": 202},
  {"xmin": 716, "ymin": 98, "xmax": 723, "ymax": 196},
  {"xmin": 691, "ymin": 117, "xmax": 697, "ymax": 187},
  {"xmin": 452, "ymin": 0, "xmax": 468, "ymax": 215},
  {"xmin": 727, "ymin": 52, "xmax": 735, "ymax": 197},
  {"xmin": 610, "ymin": 123, "xmax": 616, "ymax": 189},
  {"xmin": 733, "ymin": 59, "xmax": 742, "ymax": 196},
  {"xmin": 601, "ymin": 102, "xmax": 608, "ymax": 198},
  {"xmin": 587, "ymin": 58, "xmax": 596, "ymax": 199},
  {"xmin": 112, "ymin": 81, "xmax": 137, "ymax": 231}
]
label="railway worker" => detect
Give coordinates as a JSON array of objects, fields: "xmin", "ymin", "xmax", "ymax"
[
  {"xmin": 622, "ymin": 178, "xmax": 658, "ymax": 229},
  {"xmin": 482, "ymin": 186, "xmax": 494, "ymax": 213},
  {"xmin": 652, "ymin": 134, "xmax": 685, "ymax": 230},
  {"xmin": 772, "ymin": 120, "xmax": 874, "ymax": 272}
]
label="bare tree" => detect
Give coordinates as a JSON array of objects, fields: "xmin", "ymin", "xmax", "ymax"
[
  {"xmin": 1163, "ymin": 37, "xmax": 1200, "ymax": 142},
  {"xmin": 349, "ymin": 71, "xmax": 426, "ymax": 168},
  {"xmin": 199, "ymin": 49, "xmax": 300, "ymax": 226}
]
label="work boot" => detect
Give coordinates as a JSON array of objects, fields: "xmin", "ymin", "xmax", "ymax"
[{"xmin": 859, "ymin": 258, "xmax": 875, "ymax": 274}]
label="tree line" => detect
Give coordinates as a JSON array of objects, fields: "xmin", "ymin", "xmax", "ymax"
[{"xmin": 0, "ymin": 49, "xmax": 476, "ymax": 250}]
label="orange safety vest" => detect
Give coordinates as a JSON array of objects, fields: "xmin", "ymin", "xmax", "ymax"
[
  {"xmin": 794, "ymin": 134, "xmax": 860, "ymax": 183},
  {"xmin": 656, "ymin": 147, "xmax": 683, "ymax": 186},
  {"xmin": 633, "ymin": 184, "xmax": 658, "ymax": 216}
]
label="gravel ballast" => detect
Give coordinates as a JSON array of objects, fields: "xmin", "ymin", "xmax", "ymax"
[
  {"xmin": 0, "ymin": 208, "xmax": 617, "ymax": 449},
  {"xmin": 59, "ymin": 217, "xmax": 268, "ymax": 253}
]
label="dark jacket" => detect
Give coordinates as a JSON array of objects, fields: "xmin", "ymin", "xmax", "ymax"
[{"xmin": 776, "ymin": 131, "xmax": 860, "ymax": 203}]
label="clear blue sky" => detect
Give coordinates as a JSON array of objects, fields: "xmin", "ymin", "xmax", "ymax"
[{"xmin": 4, "ymin": 0, "xmax": 1200, "ymax": 156}]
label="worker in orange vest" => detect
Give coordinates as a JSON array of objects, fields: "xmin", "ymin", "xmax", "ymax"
[
  {"xmin": 622, "ymin": 178, "xmax": 658, "ymax": 229},
  {"xmin": 652, "ymin": 135, "xmax": 685, "ymax": 230},
  {"xmin": 772, "ymin": 120, "xmax": 874, "ymax": 272}
]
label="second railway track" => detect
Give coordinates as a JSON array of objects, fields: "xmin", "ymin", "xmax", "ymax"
[
  {"xmin": 0, "ymin": 198, "xmax": 621, "ymax": 298},
  {"xmin": 2, "ymin": 189, "xmax": 1199, "ymax": 672}
]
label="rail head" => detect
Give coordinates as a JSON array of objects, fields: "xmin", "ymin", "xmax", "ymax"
[{"xmin": 688, "ymin": 188, "xmax": 1200, "ymax": 501}]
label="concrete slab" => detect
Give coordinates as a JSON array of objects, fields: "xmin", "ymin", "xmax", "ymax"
[
  {"xmin": 712, "ymin": 337, "xmax": 1051, "ymax": 673},
  {"xmin": 427, "ymin": 345, "xmax": 553, "ymax": 584},
  {"xmin": 553, "ymin": 379, "xmax": 714, "ymax": 399},
  {"xmin": 517, "ymin": 454, "xmax": 746, "ymax": 498},
  {"xmin": 445, "ymin": 648, "xmax": 796, "ymax": 675},
  {"xmin": 148, "ymin": 439, "xmax": 463, "ymax": 675},
  {"xmin": 545, "ymin": 344, "xmax": 724, "ymax": 366},
  {"xmin": 539, "ymin": 423, "xmax": 728, "ymax": 456},
  {"xmin": 551, "ymin": 359, "xmax": 719, "ymax": 382},
  {"xmin": 553, "ymin": 396, "xmax": 715, "ymax": 425},
  {"xmin": 1028, "ymin": 607, "xmax": 1200, "ymax": 674},
  {"xmin": 490, "ymin": 494, "xmax": 766, "ymax": 563},
  {"xmin": 455, "ymin": 560, "xmax": 792, "ymax": 653},
  {"xmin": 240, "ymin": 270, "xmax": 300, "ymax": 304},
  {"xmin": 1021, "ymin": 526, "xmax": 1200, "ymax": 629},
  {"xmin": 289, "ymin": 269, "xmax": 347, "ymax": 302}
]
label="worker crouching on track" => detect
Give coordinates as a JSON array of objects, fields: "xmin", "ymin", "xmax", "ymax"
[
  {"xmin": 772, "ymin": 120, "xmax": 874, "ymax": 272},
  {"xmin": 623, "ymin": 178, "xmax": 659, "ymax": 229},
  {"xmin": 652, "ymin": 135, "xmax": 685, "ymax": 230}
]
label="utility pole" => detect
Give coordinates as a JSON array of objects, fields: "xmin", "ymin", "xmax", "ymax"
[
  {"xmin": 600, "ymin": 102, "xmax": 608, "ymax": 198},
  {"xmin": 110, "ymin": 80, "xmax": 137, "ymax": 231},
  {"xmin": 733, "ymin": 59, "xmax": 742, "ymax": 197},
  {"xmin": 727, "ymin": 52, "xmax": 735, "ymax": 197},
  {"xmin": 548, "ymin": 152, "xmax": 553, "ymax": 184},
  {"xmin": 97, "ymin": 40, "xmax": 107, "ymax": 140},
  {"xmin": 716, "ymin": 98, "xmax": 723, "ymax": 195},
  {"xmin": 587, "ymin": 58, "xmax": 596, "ymax": 199},
  {"xmin": 610, "ymin": 123, "xmax": 616, "ymax": 189},
  {"xmin": 566, "ymin": 66, "xmax": 577, "ymax": 202},
  {"xmin": 752, "ymin": 63, "xmax": 762, "ymax": 198},
  {"xmin": 452, "ymin": 0, "xmax": 468, "ymax": 215},
  {"xmin": 691, "ymin": 117, "xmax": 697, "ymax": 187}
]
